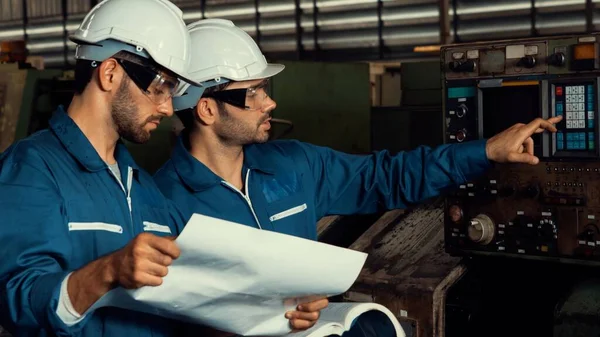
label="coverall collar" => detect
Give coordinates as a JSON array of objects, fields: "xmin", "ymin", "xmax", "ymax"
[
  {"xmin": 172, "ymin": 133, "xmax": 275, "ymax": 192},
  {"xmin": 49, "ymin": 106, "xmax": 140, "ymax": 173}
]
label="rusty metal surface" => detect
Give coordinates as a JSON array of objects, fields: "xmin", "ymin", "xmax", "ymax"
[
  {"xmin": 344, "ymin": 197, "xmax": 466, "ymax": 337},
  {"xmin": 350, "ymin": 209, "xmax": 405, "ymax": 252},
  {"xmin": 0, "ymin": 63, "xmax": 27, "ymax": 153},
  {"xmin": 317, "ymin": 215, "xmax": 342, "ymax": 238}
]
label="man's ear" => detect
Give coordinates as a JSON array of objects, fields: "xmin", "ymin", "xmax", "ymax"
[
  {"xmin": 195, "ymin": 98, "xmax": 218, "ymax": 126},
  {"xmin": 97, "ymin": 58, "xmax": 122, "ymax": 92}
]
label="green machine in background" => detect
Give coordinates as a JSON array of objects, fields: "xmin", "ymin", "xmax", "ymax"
[
  {"xmin": 0, "ymin": 63, "xmax": 67, "ymax": 153},
  {"xmin": 268, "ymin": 61, "xmax": 372, "ymax": 154},
  {"xmin": 270, "ymin": 59, "xmax": 444, "ymax": 157},
  {"xmin": 124, "ymin": 118, "xmax": 180, "ymax": 174},
  {"xmin": 371, "ymin": 60, "xmax": 444, "ymax": 154}
]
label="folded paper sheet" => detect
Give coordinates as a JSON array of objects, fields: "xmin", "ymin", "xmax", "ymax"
[{"xmin": 90, "ymin": 213, "xmax": 368, "ymax": 336}]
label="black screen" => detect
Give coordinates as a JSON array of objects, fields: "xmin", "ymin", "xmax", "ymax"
[{"xmin": 482, "ymin": 85, "xmax": 541, "ymax": 154}]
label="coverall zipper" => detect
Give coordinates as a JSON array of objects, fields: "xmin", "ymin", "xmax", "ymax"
[
  {"xmin": 221, "ymin": 169, "xmax": 263, "ymax": 229},
  {"xmin": 108, "ymin": 166, "xmax": 134, "ymax": 231}
]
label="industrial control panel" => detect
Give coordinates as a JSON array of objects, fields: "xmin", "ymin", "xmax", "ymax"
[{"xmin": 442, "ymin": 33, "xmax": 600, "ymax": 265}]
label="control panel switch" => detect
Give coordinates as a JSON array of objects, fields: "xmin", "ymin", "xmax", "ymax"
[
  {"xmin": 449, "ymin": 60, "xmax": 476, "ymax": 73},
  {"xmin": 455, "ymin": 129, "xmax": 467, "ymax": 143},
  {"xmin": 518, "ymin": 55, "xmax": 537, "ymax": 68},
  {"xmin": 456, "ymin": 104, "xmax": 468, "ymax": 118},
  {"xmin": 548, "ymin": 52, "xmax": 566, "ymax": 67}
]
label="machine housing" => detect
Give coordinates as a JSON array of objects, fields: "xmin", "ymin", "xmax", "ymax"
[{"xmin": 442, "ymin": 33, "xmax": 600, "ymax": 265}]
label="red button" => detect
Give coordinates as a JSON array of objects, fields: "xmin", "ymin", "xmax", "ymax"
[{"xmin": 556, "ymin": 87, "xmax": 563, "ymax": 96}]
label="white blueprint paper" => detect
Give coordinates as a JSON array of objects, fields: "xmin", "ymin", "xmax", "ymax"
[{"xmin": 89, "ymin": 213, "xmax": 368, "ymax": 336}]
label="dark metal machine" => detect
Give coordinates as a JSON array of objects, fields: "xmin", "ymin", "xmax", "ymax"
[
  {"xmin": 442, "ymin": 33, "xmax": 600, "ymax": 265},
  {"xmin": 439, "ymin": 33, "xmax": 600, "ymax": 337}
]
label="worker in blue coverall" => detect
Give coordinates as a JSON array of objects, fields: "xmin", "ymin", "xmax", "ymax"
[
  {"xmin": 153, "ymin": 19, "xmax": 563, "ymax": 337},
  {"xmin": 0, "ymin": 0, "xmax": 203, "ymax": 336}
]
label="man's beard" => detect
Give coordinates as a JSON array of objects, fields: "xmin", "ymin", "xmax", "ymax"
[
  {"xmin": 111, "ymin": 78, "xmax": 155, "ymax": 144},
  {"xmin": 215, "ymin": 105, "xmax": 270, "ymax": 146}
]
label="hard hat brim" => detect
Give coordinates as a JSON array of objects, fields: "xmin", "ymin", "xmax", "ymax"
[
  {"xmin": 244, "ymin": 63, "xmax": 285, "ymax": 81},
  {"xmin": 69, "ymin": 36, "xmax": 201, "ymax": 87}
]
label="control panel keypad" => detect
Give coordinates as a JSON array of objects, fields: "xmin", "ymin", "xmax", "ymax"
[{"xmin": 555, "ymin": 83, "xmax": 596, "ymax": 151}]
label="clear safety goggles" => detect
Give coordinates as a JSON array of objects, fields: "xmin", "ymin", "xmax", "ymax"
[
  {"xmin": 204, "ymin": 80, "xmax": 271, "ymax": 111},
  {"xmin": 115, "ymin": 58, "xmax": 180, "ymax": 105}
]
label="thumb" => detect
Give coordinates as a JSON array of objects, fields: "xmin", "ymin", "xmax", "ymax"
[{"xmin": 507, "ymin": 152, "xmax": 539, "ymax": 165}]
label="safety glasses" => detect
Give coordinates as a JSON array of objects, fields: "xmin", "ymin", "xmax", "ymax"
[
  {"xmin": 204, "ymin": 80, "xmax": 271, "ymax": 111},
  {"xmin": 116, "ymin": 58, "xmax": 180, "ymax": 105}
]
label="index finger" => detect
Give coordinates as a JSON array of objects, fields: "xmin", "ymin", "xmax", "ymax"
[
  {"xmin": 533, "ymin": 115, "xmax": 563, "ymax": 132},
  {"xmin": 547, "ymin": 115, "xmax": 563, "ymax": 124},
  {"xmin": 523, "ymin": 118, "xmax": 558, "ymax": 136},
  {"xmin": 149, "ymin": 236, "xmax": 181, "ymax": 259}
]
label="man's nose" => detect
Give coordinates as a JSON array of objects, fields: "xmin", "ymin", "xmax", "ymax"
[
  {"xmin": 263, "ymin": 96, "xmax": 277, "ymax": 112},
  {"xmin": 159, "ymin": 98, "xmax": 174, "ymax": 117}
]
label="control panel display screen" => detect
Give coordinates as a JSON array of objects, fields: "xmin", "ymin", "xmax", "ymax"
[
  {"xmin": 482, "ymin": 85, "xmax": 541, "ymax": 155},
  {"xmin": 553, "ymin": 82, "xmax": 597, "ymax": 153}
]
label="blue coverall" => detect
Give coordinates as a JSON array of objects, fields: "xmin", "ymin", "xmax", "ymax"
[{"xmin": 0, "ymin": 107, "xmax": 187, "ymax": 337}]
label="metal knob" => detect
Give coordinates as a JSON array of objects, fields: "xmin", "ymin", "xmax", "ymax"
[{"xmin": 467, "ymin": 214, "xmax": 495, "ymax": 245}]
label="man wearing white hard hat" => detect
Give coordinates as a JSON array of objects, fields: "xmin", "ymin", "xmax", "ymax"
[
  {"xmin": 154, "ymin": 19, "xmax": 562, "ymax": 336},
  {"xmin": 0, "ymin": 0, "xmax": 198, "ymax": 336}
]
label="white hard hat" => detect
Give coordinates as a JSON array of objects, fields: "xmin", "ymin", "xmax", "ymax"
[
  {"xmin": 69, "ymin": 0, "xmax": 197, "ymax": 86},
  {"xmin": 173, "ymin": 18, "xmax": 284, "ymax": 111}
]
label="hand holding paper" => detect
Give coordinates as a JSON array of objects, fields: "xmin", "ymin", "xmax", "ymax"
[
  {"xmin": 286, "ymin": 296, "xmax": 330, "ymax": 331},
  {"xmin": 109, "ymin": 233, "xmax": 180, "ymax": 289},
  {"xmin": 86, "ymin": 214, "xmax": 368, "ymax": 336},
  {"xmin": 67, "ymin": 232, "xmax": 181, "ymax": 315}
]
